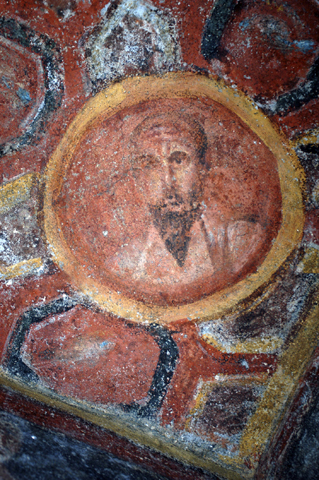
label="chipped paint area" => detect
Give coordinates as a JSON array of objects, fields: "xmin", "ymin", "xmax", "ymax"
[
  {"xmin": 0, "ymin": 1, "xmax": 318, "ymax": 479},
  {"xmin": 85, "ymin": 0, "xmax": 181, "ymax": 90}
]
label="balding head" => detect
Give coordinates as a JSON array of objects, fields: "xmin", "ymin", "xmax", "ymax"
[
  {"xmin": 128, "ymin": 112, "xmax": 208, "ymax": 266},
  {"xmin": 130, "ymin": 112, "xmax": 208, "ymax": 169}
]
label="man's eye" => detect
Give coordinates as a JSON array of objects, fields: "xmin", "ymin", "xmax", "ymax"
[
  {"xmin": 169, "ymin": 151, "xmax": 189, "ymax": 165},
  {"xmin": 139, "ymin": 154, "xmax": 158, "ymax": 168}
]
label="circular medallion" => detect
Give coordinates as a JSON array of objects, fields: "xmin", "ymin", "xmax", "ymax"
[{"xmin": 44, "ymin": 73, "xmax": 304, "ymax": 323}]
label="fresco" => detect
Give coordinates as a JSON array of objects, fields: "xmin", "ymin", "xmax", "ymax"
[
  {"xmin": 0, "ymin": 72, "xmax": 307, "ymax": 479},
  {"xmin": 0, "ymin": 18, "xmax": 63, "ymax": 157},
  {"xmin": 52, "ymin": 96, "xmax": 281, "ymax": 306},
  {"xmin": 0, "ymin": 1, "xmax": 318, "ymax": 479},
  {"xmin": 44, "ymin": 74, "xmax": 303, "ymax": 323}
]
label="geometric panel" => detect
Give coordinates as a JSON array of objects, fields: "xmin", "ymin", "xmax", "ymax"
[{"xmin": 0, "ymin": 17, "xmax": 63, "ymax": 157}]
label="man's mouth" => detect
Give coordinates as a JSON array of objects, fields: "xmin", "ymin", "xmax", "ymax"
[
  {"xmin": 160, "ymin": 201, "xmax": 185, "ymax": 213},
  {"xmin": 151, "ymin": 195, "xmax": 200, "ymax": 214}
]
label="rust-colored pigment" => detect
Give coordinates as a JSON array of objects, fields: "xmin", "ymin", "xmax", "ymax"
[{"xmin": 57, "ymin": 97, "xmax": 282, "ymax": 306}]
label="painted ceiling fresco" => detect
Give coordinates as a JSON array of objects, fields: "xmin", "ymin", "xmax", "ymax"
[{"xmin": 0, "ymin": 1, "xmax": 319, "ymax": 479}]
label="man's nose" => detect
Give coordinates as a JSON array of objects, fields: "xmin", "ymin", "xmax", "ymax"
[{"xmin": 161, "ymin": 158, "xmax": 176, "ymax": 189}]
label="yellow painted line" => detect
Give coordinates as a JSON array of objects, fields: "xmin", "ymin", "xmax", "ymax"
[
  {"xmin": 201, "ymin": 334, "xmax": 283, "ymax": 354},
  {"xmin": 297, "ymin": 247, "xmax": 319, "ymax": 274},
  {"xmin": 292, "ymin": 128, "xmax": 319, "ymax": 148},
  {"xmin": 43, "ymin": 72, "xmax": 305, "ymax": 324},
  {"xmin": 0, "ymin": 258, "xmax": 44, "ymax": 280},
  {"xmin": 0, "ymin": 370, "xmax": 248, "ymax": 480},
  {"xmin": 0, "ymin": 173, "xmax": 39, "ymax": 215},
  {"xmin": 0, "ymin": 173, "xmax": 43, "ymax": 280},
  {"xmin": 239, "ymin": 291, "xmax": 319, "ymax": 464}
]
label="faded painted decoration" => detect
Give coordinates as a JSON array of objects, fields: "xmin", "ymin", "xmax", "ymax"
[
  {"xmin": 0, "ymin": 17, "xmax": 63, "ymax": 157},
  {"xmin": 0, "ymin": 1, "xmax": 318, "ymax": 480},
  {"xmin": 51, "ymin": 92, "xmax": 280, "ymax": 306},
  {"xmin": 44, "ymin": 74, "xmax": 303, "ymax": 323},
  {"xmin": 85, "ymin": 0, "xmax": 181, "ymax": 91}
]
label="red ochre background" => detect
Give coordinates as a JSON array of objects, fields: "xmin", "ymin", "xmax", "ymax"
[
  {"xmin": 0, "ymin": 1, "xmax": 318, "ymax": 479},
  {"xmin": 56, "ymin": 97, "xmax": 282, "ymax": 305}
]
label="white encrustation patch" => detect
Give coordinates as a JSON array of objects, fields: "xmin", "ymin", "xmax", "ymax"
[
  {"xmin": 0, "ymin": 232, "xmax": 20, "ymax": 265},
  {"xmin": 85, "ymin": 0, "xmax": 181, "ymax": 87}
]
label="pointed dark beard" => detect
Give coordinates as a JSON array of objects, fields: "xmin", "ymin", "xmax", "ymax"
[{"xmin": 150, "ymin": 201, "xmax": 202, "ymax": 267}]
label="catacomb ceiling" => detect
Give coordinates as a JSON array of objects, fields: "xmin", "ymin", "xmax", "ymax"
[{"xmin": 0, "ymin": 1, "xmax": 319, "ymax": 479}]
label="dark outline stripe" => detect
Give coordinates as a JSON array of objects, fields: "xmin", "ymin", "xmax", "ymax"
[
  {"xmin": 5, "ymin": 299, "xmax": 179, "ymax": 419},
  {"xmin": 121, "ymin": 323, "xmax": 179, "ymax": 418},
  {"xmin": 0, "ymin": 17, "xmax": 64, "ymax": 157},
  {"xmin": 201, "ymin": 0, "xmax": 237, "ymax": 61},
  {"xmin": 298, "ymin": 143, "xmax": 319, "ymax": 155},
  {"xmin": 6, "ymin": 296, "xmax": 78, "ymax": 382},
  {"xmin": 273, "ymin": 55, "xmax": 319, "ymax": 116},
  {"xmin": 201, "ymin": 4, "xmax": 319, "ymax": 117}
]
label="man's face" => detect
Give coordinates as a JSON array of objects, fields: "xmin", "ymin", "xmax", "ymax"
[
  {"xmin": 129, "ymin": 120, "xmax": 206, "ymax": 267},
  {"xmin": 131, "ymin": 128, "xmax": 203, "ymax": 212}
]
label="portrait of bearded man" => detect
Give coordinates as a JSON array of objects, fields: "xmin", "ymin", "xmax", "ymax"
[{"xmin": 105, "ymin": 112, "xmax": 267, "ymax": 305}]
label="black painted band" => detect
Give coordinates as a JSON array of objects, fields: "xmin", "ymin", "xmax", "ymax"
[
  {"xmin": 5, "ymin": 299, "xmax": 179, "ymax": 419},
  {"xmin": 201, "ymin": 0, "xmax": 237, "ymax": 60},
  {"xmin": 0, "ymin": 17, "xmax": 64, "ymax": 157}
]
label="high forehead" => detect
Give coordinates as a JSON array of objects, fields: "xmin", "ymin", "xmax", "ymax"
[
  {"xmin": 130, "ymin": 114, "xmax": 205, "ymax": 151},
  {"xmin": 136, "ymin": 130, "xmax": 199, "ymax": 155}
]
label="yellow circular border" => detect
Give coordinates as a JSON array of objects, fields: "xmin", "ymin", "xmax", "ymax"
[{"xmin": 44, "ymin": 73, "xmax": 305, "ymax": 324}]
